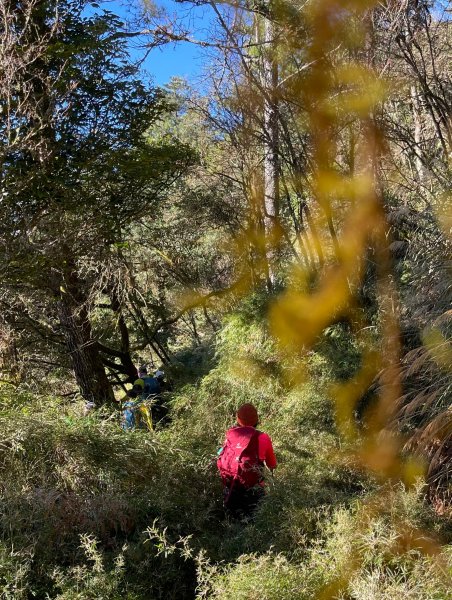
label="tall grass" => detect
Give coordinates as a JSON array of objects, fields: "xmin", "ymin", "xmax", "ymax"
[{"xmin": 1, "ymin": 308, "xmax": 451, "ymax": 598}]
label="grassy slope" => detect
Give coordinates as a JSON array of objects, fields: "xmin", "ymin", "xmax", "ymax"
[{"xmin": 1, "ymin": 305, "xmax": 451, "ymax": 599}]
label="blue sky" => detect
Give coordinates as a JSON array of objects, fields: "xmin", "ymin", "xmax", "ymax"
[{"xmin": 95, "ymin": 0, "xmax": 214, "ymax": 86}]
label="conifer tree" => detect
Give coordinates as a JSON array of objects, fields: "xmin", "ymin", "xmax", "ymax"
[{"xmin": 0, "ymin": 0, "xmax": 193, "ymax": 402}]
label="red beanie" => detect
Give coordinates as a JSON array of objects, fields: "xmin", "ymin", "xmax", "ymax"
[{"xmin": 237, "ymin": 403, "xmax": 258, "ymax": 427}]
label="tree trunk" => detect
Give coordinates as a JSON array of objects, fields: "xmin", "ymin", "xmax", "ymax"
[
  {"xmin": 58, "ymin": 296, "xmax": 114, "ymax": 404},
  {"xmin": 108, "ymin": 287, "xmax": 139, "ymax": 381},
  {"xmin": 0, "ymin": 327, "xmax": 21, "ymax": 383},
  {"xmin": 56, "ymin": 254, "xmax": 114, "ymax": 405},
  {"xmin": 261, "ymin": 8, "xmax": 279, "ymax": 289},
  {"xmin": 410, "ymin": 84, "xmax": 424, "ymax": 184}
]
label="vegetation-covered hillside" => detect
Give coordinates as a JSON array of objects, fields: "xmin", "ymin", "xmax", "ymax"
[
  {"xmin": 1, "ymin": 306, "xmax": 451, "ymax": 599},
  {"xmin": 0, "ymin": 0, "xmax": 451, "ymax": 598}
]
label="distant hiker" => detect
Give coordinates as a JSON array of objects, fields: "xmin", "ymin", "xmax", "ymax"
[
  {"xmin": 152, "ymin": 369, "xmax": 170, "ymax": 425},
  {"xmin": 134, "ymin": 365, "xmax": 160, "ymax": 399},
  {"xmin": 132, "ymin": 365, "xmax": 170, "ymax": 428},
  {"xmin": 121, "ymin": 388, "xmax": 153, "ymax": 432},
  {"xmin": 154, "ymin": 369, "xmax": 166, "ymax": 390},
  {"xmin": 121, "ymin": 389, "xmax": 138, "ymax": 430},
  {"xmin": 217, "ymin": 403, "xmax": 277, "ymax": 519}
]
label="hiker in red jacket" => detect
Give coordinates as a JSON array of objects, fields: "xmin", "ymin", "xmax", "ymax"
[{"xmin": 217, "ymin": 403, "xmax": 277, "ymax": 518}]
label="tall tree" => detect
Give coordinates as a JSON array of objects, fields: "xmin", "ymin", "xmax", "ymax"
[{"xmin": 0, "ymin": 0, "xmax": 193, "ymax": 402}]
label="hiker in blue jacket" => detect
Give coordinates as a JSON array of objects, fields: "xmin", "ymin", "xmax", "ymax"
[{"xmin": 134, "ymin": 365, "xmax": 160, "ymax": 399}]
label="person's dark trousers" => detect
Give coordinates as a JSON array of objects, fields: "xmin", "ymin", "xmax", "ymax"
[{"xmin": 223, "ymin": 483, "xmax": 265, "ymax": 519}]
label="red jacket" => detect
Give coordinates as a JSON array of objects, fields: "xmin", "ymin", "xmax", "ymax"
[{"xmin": 256, "ymin": 430, "xmax": 277, "ymax": 470}]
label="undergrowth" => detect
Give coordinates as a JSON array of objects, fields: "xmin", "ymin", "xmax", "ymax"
[{"xmin": 1, "ymin": 305, "xmax": 451, "ymax": 599}]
